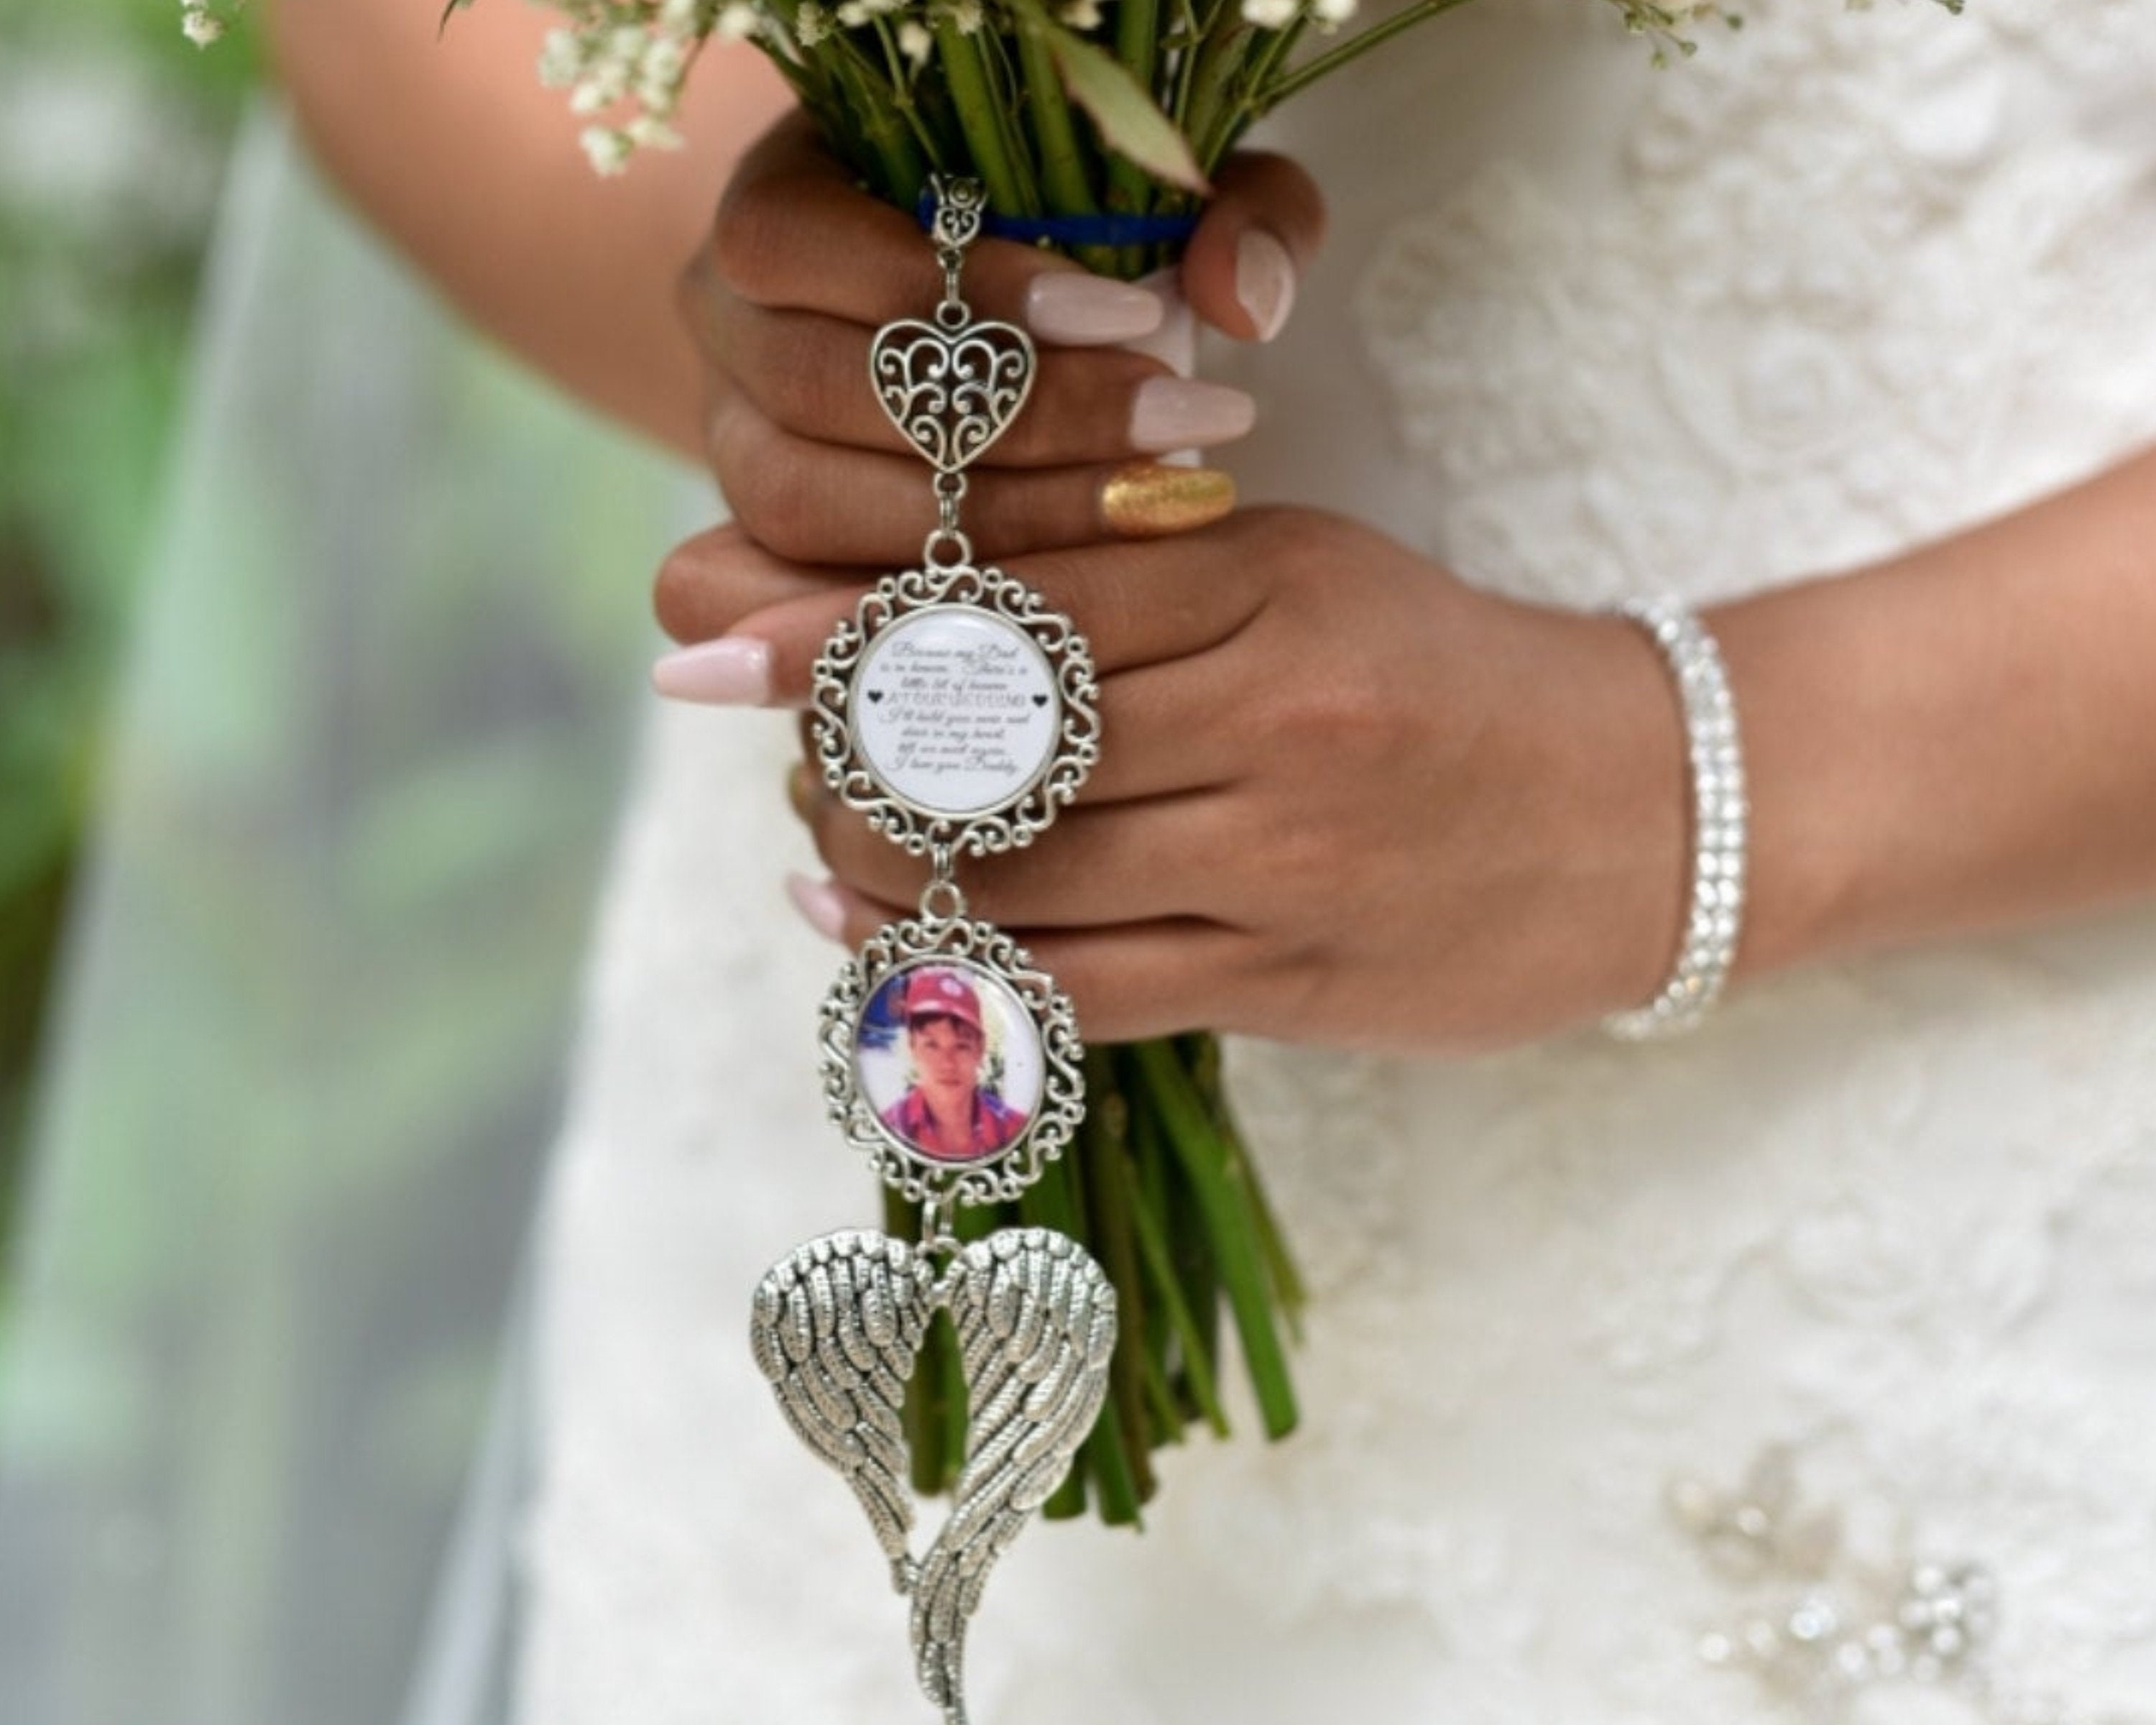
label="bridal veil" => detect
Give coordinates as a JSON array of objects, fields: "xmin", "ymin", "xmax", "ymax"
[{"xmin": 0, "ymin": 106, "xmax": 693, "ymax": 1725}]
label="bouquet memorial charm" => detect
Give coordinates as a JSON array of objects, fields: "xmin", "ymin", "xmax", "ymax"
[{"xmin": 747, "ymin": 178, "xmax": 1113, "ymax": 1725}]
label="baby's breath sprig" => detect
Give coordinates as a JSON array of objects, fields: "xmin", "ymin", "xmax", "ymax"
[
  {"xmin": 180, "ymin": 0, "xmax": 241, "ymax": 47},
  {"xmin": 1608, "ymin": 0, "xmax": 1741, "ymax": 63},
  {"xmin": 530, "ymin": 0, "xmax": 769, "ymax": 173}
]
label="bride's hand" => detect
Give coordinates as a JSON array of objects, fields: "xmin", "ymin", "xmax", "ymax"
[
  {"xmin": 676, "ymin": 108, "xmax": 1326, "ymax": 565},
  {"xmin": 653, "ymin": 507, "xmax": 1696, "ymax": 1052}
]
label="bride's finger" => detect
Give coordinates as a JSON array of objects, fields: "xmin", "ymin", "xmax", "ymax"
[
  {"xmin": 1071, "ymin": 655, "xmax": 1258, "ymax": 804},
  {"xmin": 696, "ymin": 299, "xmax": 1252, "ymax": 470},
  {"xmin": 791, "ymin": 873, "xmax": 1259, "ymax": 1044},
  {"xmin": 1176, "ymin": 151, "xmax": 1329, "ymax": 343},
  {"xmin": 671, "ymin": 528, "xmax": 1269, "ymax": 706},
  {"xmin": 706, "ymin": 395, "xmax": 1240, "ymax": 566},
  {"xmin": 776, "ymin": 659, "xmax": 1253, "ymax": 809},
  {"xmin": 650, "ymin": 523, "xmax": 856, "ymax": 647},
  {"xmin": 804, "ymin": 788, "xmax": 1248, "ymax": 929}
]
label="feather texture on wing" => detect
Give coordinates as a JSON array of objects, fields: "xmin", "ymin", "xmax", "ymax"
[
  {"xmin": 911, "ymin": 1228, "xmax": 1118, "ymax": 1721},
  {"xmin": 749, "ymin": 1229, "xmax": 936, "ymax": 1581}
]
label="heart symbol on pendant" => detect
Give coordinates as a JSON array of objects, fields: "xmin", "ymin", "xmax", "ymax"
[
  {"xmin": 751, "ymin": 1227, "xmax": 1115, "ymax": 1724},
  {"xmin": 869, "ymin": 317, "xmax": 1037, "ymax": 475}
]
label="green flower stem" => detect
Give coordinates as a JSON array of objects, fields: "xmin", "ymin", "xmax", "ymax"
[
  {"xmin": 1077, "ymin": 1069, "xmax": 1159, "ymax": 1507},
  {"xmin": 934, "ymin": 22, "xmax": 1034, "ymax": 215},
  {"xmin": 813, "ymin": 49, "xmax": 929, "ymax": 202},
  {"xmin": 1013, "ymin": 8, "xmax": 1096, "ymax": 215},
  {"xmin": 1148, "ymin": 1070, "xmax": 1226, "ymax": 1422},
  {"xmin": 1258, "ymin": 0, "xmax": 1479, "ymax": 114},
  {"xmin": 1138, "ymin": 1318, "xmax": 1189, "ymax": 1445},
  {"xmin": 983, "ymin": 27, "xmax": 1049, "ymax": 213},
  {"xmin": 867, "ymin": 19, "xmax": 952, "ymax": 175},
  {"xmin": 1125, "ymin": 1138, "xmax": 1231, "ymax": 1437},
  {"xmin": 1105, "ymin": 0, "xmax": 1163, "ymax": 245},
  {"xmin": 1102, "ymin": 0, "xmax": 1184, "ymax": 277},
  {"xmin": 1194, "ymin": 14, "xmax": 1307, "ymax": 170},
  {"xmin": 1179, "ymin": 3, "xmax": 1258, "ymax": 181},
  {"xmin": 1184, "ymin": 1033, "xmax": 1306, "ymax": 1322},
  {"xmin": 757, "ymin": 47, "xmax": 824, "ymax": 109},
  {"xmin": 1011, "ymin": 4, "xmax": 1123, "ymax": 272},
  {"xmin": 1042, "ymin": 1458, "xmax": 1089, "ymax": 1520},
  {"xmin": 1131, "ymin": 1040, "xmax": 1301, "ymax": 1439},
  {"xmin": 1085, "ymin": 1409, "xmax": 1147, "ymax": 1526}
]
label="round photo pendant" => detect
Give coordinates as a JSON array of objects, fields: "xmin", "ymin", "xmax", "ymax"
[
  {"xmin": 811, "ymin": 563, "xmax": 1100, "ymax": 858},
  {"xmin": 819, "ymin": 919, "xmax": 1084, "ymax": 1205}
]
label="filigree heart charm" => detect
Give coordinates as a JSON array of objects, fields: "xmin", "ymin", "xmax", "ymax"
[
  {"xmin": 869, "ymin": 315, "xmax": 1036, "ymax": 474},
  {"xmin": 751, "ymin": 1227, "xmax": 1116, "ymax": 1724}
]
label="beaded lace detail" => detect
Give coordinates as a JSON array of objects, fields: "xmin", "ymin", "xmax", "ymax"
[{"xmin": 520, "ymin": 2, "xmax": 2156, "ymax": 1720}]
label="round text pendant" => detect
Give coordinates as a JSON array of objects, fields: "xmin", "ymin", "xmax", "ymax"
[{"xmin": 813, "ymin": 562, "xmax": 1099, "ymax": 856}]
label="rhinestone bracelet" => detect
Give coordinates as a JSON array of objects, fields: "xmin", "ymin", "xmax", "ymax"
[{"xmin": 1603, "ymin": 599, "xmax": 1748, "ymax": 1040}]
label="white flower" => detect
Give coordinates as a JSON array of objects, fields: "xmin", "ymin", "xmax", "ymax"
[
  {"xmin": 538, "ymin": 28, "xmax": 586, "ymax": 86},
  {"xmin": 625, "ymin": 113, "xmax": 686, "ymax": 150},
  {"xmin": 1240, "ymin": 0, "xmax": 1299, "ymax": 27},
  {"xmin": 581, "ymin": 124, "xmax": 633, "ymax": 175},
  {"xmin": 714, "ymin": 2, "xmax": 764, "ymax": 42},
  {"xmin": 180, "ymin": 9, "xmax": 225, "ymax": 47},
  {"xmin": 659, "ymin": 0, "xmax": 706, "ymax": 27},
  {"xmin": 1311, "ymin": 0, "xmax": 1357, "ymax": 20},
  {"xmin": 897, "ymin": 18, "xmax": 933, "ymax": 60},
  {"xmin": 640, "ymin": 37, "xmax": 688, "ymax": 82},
  {"xmin": 795, "ymin": 1, "xmax": 831, "ymax": 45},
  {"xmin": 1059, "ymin": 0, "xmax": 1103, "ymax": 28},
  {"xmin": 637, "ymin": 36, "xmax": 688, "ymax": 109},
  {"xmin": 939, "ymin": 0, "xmax": 983, "ymax": 34}
]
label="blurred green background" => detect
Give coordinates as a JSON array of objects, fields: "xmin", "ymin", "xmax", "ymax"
[
  {"xmin": 0, "ymin": 0, "xmax": 260, "ymax": 1265},
  {"xmin": 0, "ymin": 7, "xmax": 704, "ymax": 1719}
]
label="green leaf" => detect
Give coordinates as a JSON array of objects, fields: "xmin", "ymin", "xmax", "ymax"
[{"xmin": 1028, "ymin": 9, "xmax": 1210, "ymax": 195}]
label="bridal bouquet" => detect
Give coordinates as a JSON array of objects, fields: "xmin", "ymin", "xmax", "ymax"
[{"xmin": 181, "ymin": 0, "xmax": 1948, "ymax": 1532}]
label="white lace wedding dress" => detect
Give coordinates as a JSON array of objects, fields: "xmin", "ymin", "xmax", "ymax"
[{"xmin": 517, "ymin": 1, "xmax": 2156, "ymax": 1720}]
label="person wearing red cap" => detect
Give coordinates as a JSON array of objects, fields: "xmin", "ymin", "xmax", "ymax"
[{"xmin": 878, "ymin": 967, "xmax": 1028, "ymax": 1162}]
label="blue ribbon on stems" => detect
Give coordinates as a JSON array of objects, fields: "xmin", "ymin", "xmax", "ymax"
[{"xmin": 913, "ymin": 190, "xmax": 1201, "ymax": 248}]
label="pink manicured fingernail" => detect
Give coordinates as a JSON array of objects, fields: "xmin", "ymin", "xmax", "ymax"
[
  {"xmin": 650, "ymin": 637, "xmax": 771, "ymax": 705},
  {"xmin": 1026, "ymin": 273, "xmax": 1166, "ymax": 344},
  {"xmin": 784, "ymin": 871, "xmax": 847, "ymax": 944},
  {"xmin": 1129, "ymin": 377, "xmax": 1257, "ymax": 453},
  {"xmin": 1235, "ymin": 228, "xmax": 1296, "ymax": 343}
]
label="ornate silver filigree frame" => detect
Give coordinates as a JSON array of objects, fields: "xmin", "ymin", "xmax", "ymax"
[
  {"xmin": 819, "ymin": 914, "xmax": 1084, "ymax": 1207},
  {"xmin": 809, "ymin": 562, "xmax": 1101, "ymax": 858}
]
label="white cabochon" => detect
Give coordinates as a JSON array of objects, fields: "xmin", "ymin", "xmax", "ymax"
[{"xmin": 852, "ymin": 607, "xmax": 1060, "ymax": 818}]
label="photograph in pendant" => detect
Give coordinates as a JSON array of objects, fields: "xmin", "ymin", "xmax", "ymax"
[{"xmin": 855, "ymin": 961, "xmax": 1042, "ymax": 1165}]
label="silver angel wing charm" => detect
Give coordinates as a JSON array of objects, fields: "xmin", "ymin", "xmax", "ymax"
[
  {"xmin": 749, "ymin": 1229, "xmax": 938, "ymax": 1588},
  {"xmin": 911, "ymin": 1228, "xmax": 1117, "ymax": 1722}
]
